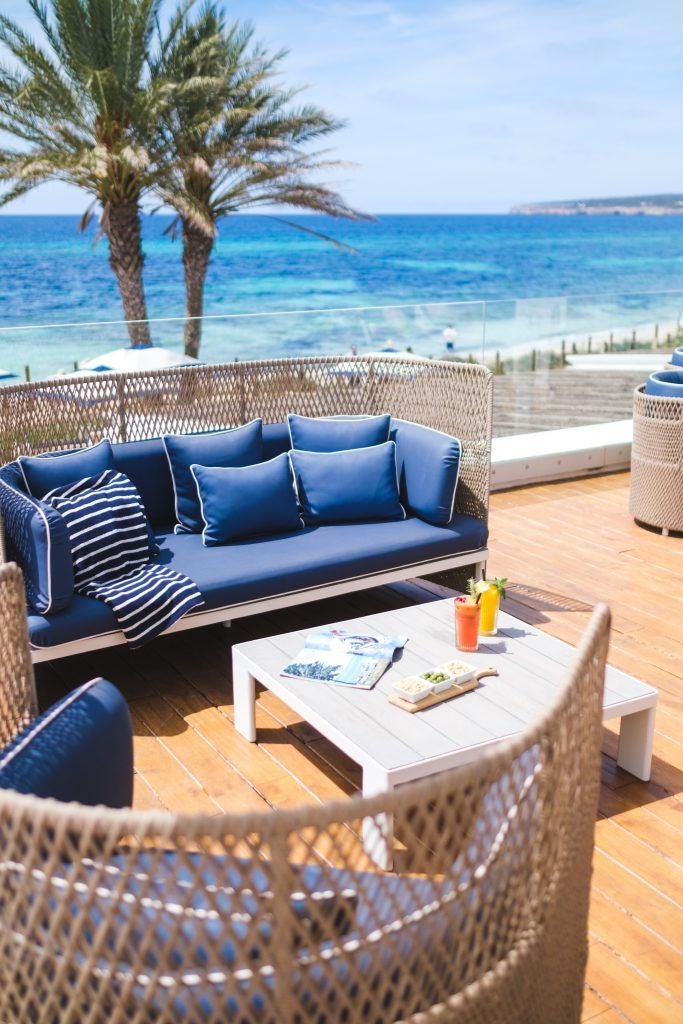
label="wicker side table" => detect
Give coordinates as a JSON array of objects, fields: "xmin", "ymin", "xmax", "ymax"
[{"xmin": 630, "ymin": 385, "xmax": 683, "ymax": 534}]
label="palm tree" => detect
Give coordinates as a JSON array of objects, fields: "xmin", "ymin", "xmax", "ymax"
[
  {"xmin": 0, "ymin": 0, "xmax": 169, "ymax": 346},
  {"xmin": 151, "ymin": 5, "xmax": 365, "ymax": 358}
]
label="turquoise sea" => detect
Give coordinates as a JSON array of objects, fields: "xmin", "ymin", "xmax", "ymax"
[{"xmin": 0, "ymin": 214, "xmax": 681, "ymax": 379}]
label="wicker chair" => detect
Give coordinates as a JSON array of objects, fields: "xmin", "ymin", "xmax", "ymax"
[
  {"xmin": 0, "ymin": 561, "xmax": 610, "ymax": 1024},
  {"xmin": 630, "ymin": 385, "xmax": 683, "ymax": 534}
]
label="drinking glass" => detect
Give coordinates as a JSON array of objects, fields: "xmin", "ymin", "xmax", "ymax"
[
  {"xmin": 479, "ymin": 583, "xmax": 500, "ymax": 636},
  {"xmin": 455, "ymin": 598, "xmax": 480, "ymax": 652}
]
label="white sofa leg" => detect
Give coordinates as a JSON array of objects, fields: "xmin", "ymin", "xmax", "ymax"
[
  {"xmin": 473, "ymin": 560, "xmax": 486, "ymax": 581},
  {"xmin": 221, "ymin": 620, "xmax": 232, "ymax": 629}
]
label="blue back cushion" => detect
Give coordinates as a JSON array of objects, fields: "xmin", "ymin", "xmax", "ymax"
[
  {"xmin": 18, "ymin": 439, "xmax": 116, "ymax": 499},
  {"xmin": 191, "ymin": 453, "xmax": 302, "ymax": 545},
  {"xmin": 289, "ymin": 442, "xmax": 406, "ymax": 526},
  {"xmin": 0, "ymin": 678, "xmax": 133, "ymax": 808},
  {"xmin": 391, "ymin": 419, "xmax": 461, "ymax": 526},
  {"xmin": 288, "ymin": 413, "xmax": 391, "ymax": 452},
  {"xmin": 262, "ymin": 421, "xmax": 291, "ymax": 460},
  {"xmin": 0, "ymin": 463, "xmax": 74, "ymax": 614},
  {"xmin": 164, "ymin": 420, "xmax": 263, "ymax": 534},
  {"xmin": 112, "ymin": 438, "xmax": 175, "ymax": 527}
]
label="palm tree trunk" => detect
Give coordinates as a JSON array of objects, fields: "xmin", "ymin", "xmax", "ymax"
[
  {"xmin": 106, "ymin": 199, "xmax": 152, "ymax": 347},
  {"xmin": 182, "ymin": 220, "xmax": 214, "ymax": 358}
]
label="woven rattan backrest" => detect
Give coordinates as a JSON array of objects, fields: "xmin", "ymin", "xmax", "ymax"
[
  {"xmin": 0, "ymin": 598, "xmax": 610, "ymax": 1024},
  {"xmin": 0, "ymin": 355, "xmax": 492, "ymax": 522},
  {"xmin": 0, "ymin": 563, "xmax": 37, "ymax": 746}
]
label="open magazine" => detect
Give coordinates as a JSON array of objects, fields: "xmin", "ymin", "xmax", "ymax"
[{"xmin": 281, "ymin": 628, "xmax": 408, "ymax": 689}]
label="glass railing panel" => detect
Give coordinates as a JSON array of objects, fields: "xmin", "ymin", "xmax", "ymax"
[{"xmin": 0, "ymin": 291, "xmax": 680, "ymax": 442}]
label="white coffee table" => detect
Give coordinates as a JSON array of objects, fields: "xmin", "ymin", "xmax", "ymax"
[{"xmin": 232, "ymin": 598, "xmax": 658, "ymax": 868}]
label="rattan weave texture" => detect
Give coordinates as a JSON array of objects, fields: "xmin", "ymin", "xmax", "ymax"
[
  {"xmin": 629, "ymin": 385, "xmax": 683, "ymax": 532},
  {"xmin": 0, "ymin": 563, "xmax": 609, "ymax": 1024},
  {"xmin": 0, "ymin": 355, "xmax": 492, "ymax": 525}
]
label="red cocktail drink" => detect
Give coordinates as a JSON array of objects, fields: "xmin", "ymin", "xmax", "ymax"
[{"xmin": 455, "ymin": 597, "xmax": 480, "ymax": 652}]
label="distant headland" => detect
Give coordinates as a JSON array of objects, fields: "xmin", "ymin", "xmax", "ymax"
[{"xmin": 511, "ymin": 194, "xmax": 683, "ymax": 215}]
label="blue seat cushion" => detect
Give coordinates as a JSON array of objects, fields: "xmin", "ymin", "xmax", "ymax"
[
  {"xmin": 27, "ymin": 515, "xmax": 487, "ymax": 650},
  {"xmin": 644, "ymin": 369, "xmax": 683, "ymax": 398},
  {"xmin": 0, "ymin": 678, "xmax": 133, "ymax": 807},
  {"xmin": 290, "ymin": 442, "xmax": 406, "ymax": 525},
  {"xmin": 18, "ymin": 439, "xmax": 116, "ymax": 499},
  {"xmin": 288, "ymin": 413, "xmax": 391, "ymax": 452},
  {"xmin": 28, "ymin": 850, "xmax": 459, "ymax": 1021},
  {"xmin": 164, "ymin": 420, "xmax": 263, "ymax": 534},
  {"xmin": 392, "ymin": 419, "xmax": 461, "ymax": 526},
  {"xmin": 192, "ymin": 453, "xmax": 303, "ymax": 545}
]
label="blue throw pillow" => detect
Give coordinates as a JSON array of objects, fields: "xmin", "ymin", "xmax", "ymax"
[
  {"xmin": 164, "ymin": 420, "xmax": 263, "ymax": 534},
  {"xmin": 288, "ymin": 413, "xmax": 391, "ymax": 453},
  {"xmin": 391, "ymin": 419, "xmax": 461, "ymax": 526},
  {"xmin": 18, "ymin": 439, "xmax": 115, "ymax": 499},
  {"xmin": 289, "ymin": 442, "xmax": 406, "ymax": 525},
  {"xmin": 191, "ymin": 453, "xmax": 303, "ymax": 546},
  {"xmin": 0, "ymin": 678, "xmax": 133, "ymax": 808}
]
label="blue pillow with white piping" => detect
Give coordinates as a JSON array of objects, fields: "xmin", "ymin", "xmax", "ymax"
[
  {"xmin": 18, "ymin": 439, "xmax": 116, "ymax": 499},
  {"xmin": 289, "ymin": 442, "xmax": 406, "ymax": 526},
  {"xmin": 191, "ymin": 453, "xmax": 303, "ymax": 546},
  {"xmin": 391, "ymin": 419, "xmax": 461, "ymax": 526},
  {"xmin": 163, "ymin": 420, "xmax": 263, "ymax": 534},
  {"xmin": 287, "ymin": 413, "xmax": 391, "ymax": 453}
]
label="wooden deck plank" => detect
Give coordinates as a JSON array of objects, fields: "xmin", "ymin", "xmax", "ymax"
[{"xmin": 33, "ymin": 470, "xmax": 682, "ymax": 1024}]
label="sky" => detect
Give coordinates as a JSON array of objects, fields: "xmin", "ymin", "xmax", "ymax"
[{"xmin": 1, "ymin": 0, "xmax": 681, "ymax": 214}]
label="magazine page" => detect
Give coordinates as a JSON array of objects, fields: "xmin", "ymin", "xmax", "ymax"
[
  {"xmin": 281, "ymin": 649, "xmax": 389, "ymax": 689},
  {"xmin": 304, "ymin": 628, "xmax": 407, "ymax": 660}
]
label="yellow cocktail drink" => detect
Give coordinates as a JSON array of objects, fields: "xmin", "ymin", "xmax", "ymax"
[{"xmin": 478, "ymin": 583, "xmax": 500, "ymax": 636}]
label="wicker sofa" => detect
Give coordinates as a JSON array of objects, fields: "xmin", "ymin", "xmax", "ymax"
[
  {"xmin": 0, "ymin": 561, "xmax": 610, "ymax": 1024},
  {"xmin": 0, "ymin": 356, "xmax": 492, "ymax": 660}
]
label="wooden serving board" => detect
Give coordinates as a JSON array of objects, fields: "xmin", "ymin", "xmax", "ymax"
[{"xmin": 389, "ymin": 667, "xmax": 498, "ymax": 714}]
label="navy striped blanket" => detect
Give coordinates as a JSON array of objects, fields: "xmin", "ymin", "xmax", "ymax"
[{"xmin": 44, "ymin": 470, "xmax": 203, "ymax": 648}]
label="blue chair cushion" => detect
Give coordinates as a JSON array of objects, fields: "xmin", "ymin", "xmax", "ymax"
[
  {"xmin": 164, "ymin": 420, "xmax": 263, "ymax": 534},
  {"xmin": 288, "ymin": 413, "xmax": 391, "ymax": 452},
  {"xmin": 27, "ymin": 514, "xmax": 487, "ymax": 650},
  {"xmin": 644, "ymin": 369, "xmax": 683, "ymax": 398},
  {"xmin": 34, "ymin": 850, "xmax": 456, "ymax": 1021},
  {"xmin": 290, "ymin": 442, "xmax": 405, "ymax": 525},
  {"xmin": 0, "ymin": 678, "xmax": 133, "ymax": 807},
  {"xmin": 392, "ymin": 419, "xmax": 461, "ymax": 525},
  {"xmin": 18, "ymin": 439, "xmax": 116, "ymax": 499},
  {"xmin": 0, "ymin": 463, "xmax": 74, "ymax": 614},
  {"xmin": 191, "ymin": 454, "xmax": 303, "ymax": 546},
  {"xmin": 671, "ymin": 346, "xmax": 683, "ymax": 367}
]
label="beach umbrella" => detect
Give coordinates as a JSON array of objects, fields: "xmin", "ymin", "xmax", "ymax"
[
  {"xmin": 0, "ymin": 368, "xmax": 17, "ymax": 380},
  {"xmin": 80, "ymin": 345, "xmax": 201, "ymax": 373}
]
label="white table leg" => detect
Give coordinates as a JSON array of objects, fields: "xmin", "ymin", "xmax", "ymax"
[
  {"xmin": 233, "ymin": 655, "xmax": 257, "ymax": 742},
  {"xmin": 617, "ymin": 705, "xmax": 656, "ymax": 781},
  {"xmin": 361, "ymin": 765, "xmax": 394, "ymax": 871}
]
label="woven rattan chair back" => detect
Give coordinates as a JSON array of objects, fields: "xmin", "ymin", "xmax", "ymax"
[
  {"xmin": 0, "ymin": 355, "xmax": 493, "ymax": 523},
  {"xmin": 630, "ymin": 385, "xmax": 683, "ymax": 533},
  {"xmin": 0, "ymin": 562, "xmax": 609, "ymax": 1024}
]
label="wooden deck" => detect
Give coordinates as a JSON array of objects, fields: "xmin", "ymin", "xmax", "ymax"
[{"xmin": 35, "ymin": 470, "xmax": 682, "ymax": 1023}]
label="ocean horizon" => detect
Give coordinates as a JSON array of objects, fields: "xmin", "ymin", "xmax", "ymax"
[{"xmin": 0, "ymin": 213, "xmax": 681, "ymax": 379}]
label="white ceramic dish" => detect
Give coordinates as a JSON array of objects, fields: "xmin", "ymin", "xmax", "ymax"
[
  {"xmin": 392, "ymin": 676, "xmax": 434, "ymax": 704},
  {"xmin": 419, "ymin": 660, "xmax": 477, "ymax": 693}
]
